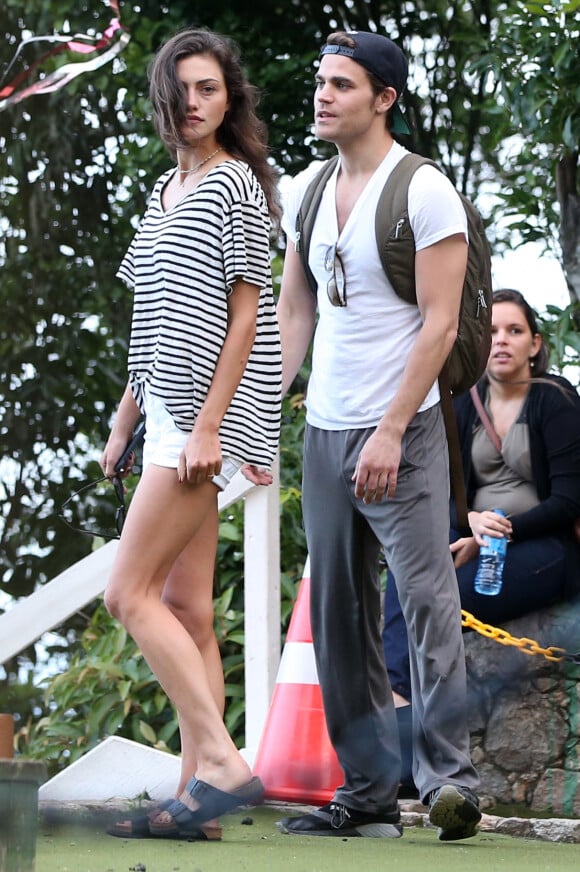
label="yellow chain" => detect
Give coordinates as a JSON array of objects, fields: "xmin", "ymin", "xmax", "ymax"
[{"xmin": 461, "ymin": 610, "xmax": 567, "ymax": 662}]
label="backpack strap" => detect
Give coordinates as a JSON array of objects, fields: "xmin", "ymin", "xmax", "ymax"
[
  {"xmin": 439, "ymin": 368, "xmax": 469, "ymax": 531},
  {"xmin": 375, "ymin": 153, "xmax": 439, "ymax": 304},
  {"xmin": 295, "ymin": 156, "xmax": 340, "ymax": 295},
  {"xmin": 375, "ymin": 152, "xmax": 470, "ymax": 529}
]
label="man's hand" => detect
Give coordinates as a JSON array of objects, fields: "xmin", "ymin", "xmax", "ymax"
[{"xmin": 352, "ymin": 429, "xmax": 400, "ymax": 504}]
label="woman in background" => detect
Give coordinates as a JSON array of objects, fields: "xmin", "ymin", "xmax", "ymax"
[{"xmin": 384, "ymin": 288, "xmax": 580, "ymax": 796}]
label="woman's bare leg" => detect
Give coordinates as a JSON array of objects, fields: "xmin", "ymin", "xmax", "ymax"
[
  {"xmin": 105, "ymin": 463, "xmax": 251, "ymax": 794},
  {"xmin": 162, "ymin": 508, "xmax": 224, "ymax": 795}
]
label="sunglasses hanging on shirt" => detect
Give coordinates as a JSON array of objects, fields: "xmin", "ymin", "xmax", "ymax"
[{"xmin": 324, "ymin": 244, "xmax": 347, "ymax": 307}]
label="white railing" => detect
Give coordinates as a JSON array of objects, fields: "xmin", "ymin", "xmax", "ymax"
[{"xmin": 0, "ymin": 461, "xmax": 281, "ymax": 758}]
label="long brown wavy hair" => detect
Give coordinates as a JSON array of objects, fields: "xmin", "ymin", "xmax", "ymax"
[{"xmin": 148, "ymin": 29, "xmax": 280, "ymax": 222}]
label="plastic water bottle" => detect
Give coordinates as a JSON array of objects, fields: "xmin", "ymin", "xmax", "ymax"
[{"xmin": 474, "ymin": 509, "xmax": 508, "ymax": 596}]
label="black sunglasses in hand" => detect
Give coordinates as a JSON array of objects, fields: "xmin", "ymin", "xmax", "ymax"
[
  {"xmin": 114, "ymin": 421, "xmax": 146, "ymax": 475},
  {"xmin": 59, "ymin": 475, "xmax": 127, "ymax": 540},
  {"xmin": 59, "ymin": 422, "xmax": 145, "ymax": 539}
]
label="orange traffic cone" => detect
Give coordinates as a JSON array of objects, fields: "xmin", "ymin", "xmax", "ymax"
[{"xmin": 253, "ymin": 562, "xmax": 344, "ymax": 803}]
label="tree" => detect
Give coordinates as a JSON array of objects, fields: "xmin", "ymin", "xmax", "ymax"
[{"xmin": 475, "ymin": 0, "xmax": 580, "ymax": 303}]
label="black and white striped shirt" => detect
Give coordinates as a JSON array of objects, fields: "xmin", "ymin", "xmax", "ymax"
[{"xmin": 117, "ymin": 160, "xmax": 282, "ymax": 467}]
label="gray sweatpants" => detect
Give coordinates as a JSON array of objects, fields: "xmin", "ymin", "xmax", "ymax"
[{"xmin": 302, "ymin": 404, "xmax": 479, "ymax": 811}]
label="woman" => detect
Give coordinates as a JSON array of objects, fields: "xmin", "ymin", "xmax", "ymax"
[
  {"xmin": 383, "ymin": 288, "xmax": 580, "ymax": 793},
  {"xmin": 101, "ymin": 29, "xmax": 281, "ymax": 839}
]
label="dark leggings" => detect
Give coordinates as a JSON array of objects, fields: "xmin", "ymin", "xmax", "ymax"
[{"xmin": 383, "ymin": 529, "xmax": 568, "ymax": 701}]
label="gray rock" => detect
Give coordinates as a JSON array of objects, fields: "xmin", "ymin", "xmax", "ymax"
[{"xmin": 464, "ymin": 602, "xmax": 580, "ymax": 812}]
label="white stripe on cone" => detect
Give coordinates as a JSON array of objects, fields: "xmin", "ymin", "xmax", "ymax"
[{"xmin": 276, "ymin": 641, "xmax": 319, "ymax": 685}]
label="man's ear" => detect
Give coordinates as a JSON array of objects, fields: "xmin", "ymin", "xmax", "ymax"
[{"xmin": 376, "ymin": 85, "xmax": 398, "ymax": 116}]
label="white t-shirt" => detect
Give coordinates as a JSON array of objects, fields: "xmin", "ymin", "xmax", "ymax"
[{"xmin": 282, "ymin": 142, "xmax": 467, "ymax": 430}]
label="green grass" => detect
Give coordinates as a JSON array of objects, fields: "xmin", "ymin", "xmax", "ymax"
[{"xmin": 35, "ymin": 806, "xmax": 579, "ymax": 872}]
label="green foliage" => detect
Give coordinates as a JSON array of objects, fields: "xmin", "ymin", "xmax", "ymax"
[
  {"xmin": 278, "ymin": 393, "xmax": 308, "ymax": 625},
  {"xmin": 471, "ymin": 1, "xmax": 580, "ymax": 253},
  {"xmin": 539, "ymin": 303, "xmax": 580, "ymax": 385},
  {"xmin": 18, "ymin": 604, "xmax": 174, "ymax": 776},
  {"xmin": 19, "ymin": 569, "xmax": 254, "ymax": 772}
]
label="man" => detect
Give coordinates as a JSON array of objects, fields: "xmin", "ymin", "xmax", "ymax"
[{"xmin": 266, "ymin": 30, "xmax": 480, "ymax": 840}]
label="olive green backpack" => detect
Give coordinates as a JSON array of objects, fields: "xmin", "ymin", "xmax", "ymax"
[{"xmin": 295, "ymin": 152, "xmax": 493, "ymax": 527}]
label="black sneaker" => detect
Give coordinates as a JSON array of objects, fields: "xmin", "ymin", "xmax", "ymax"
[
  {"xmin": 278, "ymin": 801, "xmax": 403, "ymax": 838},
  {"xmin": 428, "ymin": 785, "xmax": 481, "ymax": 841}
]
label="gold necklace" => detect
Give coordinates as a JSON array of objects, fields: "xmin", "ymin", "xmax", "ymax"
[{"xmin": 176, "ymin": 148, "xmax": 222, "ymax": 186}]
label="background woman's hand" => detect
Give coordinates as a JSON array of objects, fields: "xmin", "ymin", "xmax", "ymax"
[
  {"xmin": 450, "ymin": 536, "xmax": 479, "ymax": 568},
  {"xmin": 467, "ymin": 509, "xmax": 512, "ymax": 546}
]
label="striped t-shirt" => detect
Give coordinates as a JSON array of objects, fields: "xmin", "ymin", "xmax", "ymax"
[{"xmin": 117, "ymin": 160, "xmax": 282, "ymax": 468}]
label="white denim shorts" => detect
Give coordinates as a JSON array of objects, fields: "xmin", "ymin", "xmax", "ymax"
[{"xmin": 142, "ymin": 387, "xmax": 241, "ymax": 492}]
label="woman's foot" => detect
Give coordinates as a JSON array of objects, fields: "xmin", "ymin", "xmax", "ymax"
[
  {"xmin": 106, "ymin": 798, "xmax": 223, "ymax": 840},
  {"xmin": 149, "ymin": 776, "xmax": 264, "ymax": 837}
]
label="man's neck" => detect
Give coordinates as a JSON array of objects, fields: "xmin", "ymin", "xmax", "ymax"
[
  {"xmin": 332, "ymin": 134, "xmax": 397, "ymax": 235},
  {"xmin": 335, "ymin": 131, "xmax": 396, "ymax": 178}
]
